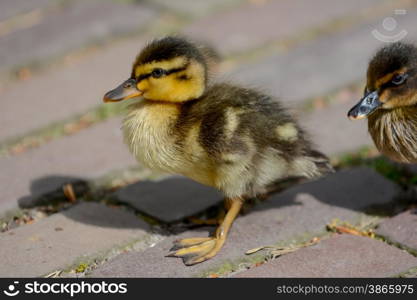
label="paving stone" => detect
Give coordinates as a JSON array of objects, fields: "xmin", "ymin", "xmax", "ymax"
[
  {"xmin": 0, "ymin": 0, "xmax": 156, "ymax": 73},
  {"xmin": 376, "ymin": 210, "xmax": 417, "ymax": 253},
  {"xmin": 115, "ymin": 177, "xmax": 223, "ymax": 223},
  {"xmin": 151, "ymin": 0, "xmax": 245, "ymax": 17},
  {"xmin": 234, "ymin": 234, "xmax": 417, "ymax": 277},
  {"xmin": 228, "ymin": 7, "xmax": 417, "ymax": 105},
  {"xmin": 0, "ymin": 37, "xmax": 146, "ymax": 142},
  {"xmin": 0, "ymin": 202, "xmax": 150, "ymax": 277},
  {"xmin": 0, "ymin": 118, "xmax": 137, "ymax": 215},
  {"xmin": 301, "ymin": 100, "xmax": 373, "ymax": 155},
  {"xmin": 0, "ymin": 0, "xmax": 55, "ymax": 21},
  {"xmin": 184, "ymin": 0, "xmax": 388, "ymax": 55},
  {"xmin": 91, "ymin": 167, "xmax": 400, "ymax": 277}
]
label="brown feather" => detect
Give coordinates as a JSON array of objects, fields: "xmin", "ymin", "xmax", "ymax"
[{"xmin": 368, "ymin": 106, "xmax": 417, "ymax": 163}]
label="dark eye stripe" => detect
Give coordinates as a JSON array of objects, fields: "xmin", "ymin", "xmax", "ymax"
[
  {"xmin": 135, "ymin": 63, "xmax": 189, "ymax": 83},
  {"xmin": 136, "ymin": 73, "xmax": 151, "ymax": 82},
  {"xmin": 380, "ymin": 76, "xmax": 406, "ymax": 91},
  {"xmin": 165, "ymin": 66, "xmax": 187, "ymax": 75}
]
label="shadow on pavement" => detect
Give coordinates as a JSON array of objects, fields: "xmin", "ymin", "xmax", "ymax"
[{"xmin": 16, "ymin": 165, "xmax": 403, "ymax": 232}]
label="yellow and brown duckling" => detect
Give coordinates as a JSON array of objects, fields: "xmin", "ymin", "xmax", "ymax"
[
  {"xmin": 103, "ymin": 36, "xmax": 333, "ymax": 265},
  {"xmin": 348, "ymin": 42, "xmax": 417, "ymax": 163}
]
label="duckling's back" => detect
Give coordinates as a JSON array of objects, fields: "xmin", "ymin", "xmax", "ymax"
[{"xmin": 169, "ymin": 83, "xmax": 333, "ymax": 198}]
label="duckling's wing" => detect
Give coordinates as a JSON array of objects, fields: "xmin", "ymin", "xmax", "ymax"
[{"xmin": 180, "ymin": 84, "xmax": 332, "ymax": 197}]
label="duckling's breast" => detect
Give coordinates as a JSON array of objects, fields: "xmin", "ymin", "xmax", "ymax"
[
  {"xmin": 122, "ymin": 101, "xmax": 215, "ymax": 186},
  {"xmin": 123, "ymin": 102, "xmax": 180, "ymax": 171},
  {"xmin": 368, "ymin": 107, "xmax": 417, "ymax": 163}
]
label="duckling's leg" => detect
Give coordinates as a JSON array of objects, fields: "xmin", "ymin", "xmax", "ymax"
[
  {"xmin": 186, "ymin": 198, "xmax": 231, "ymax": 226},
  {"xmin": 187, "ymin": 213, "xmax": 224, "ymax": 226},
  {"xmin": 168, "ymin": 197, "xmax": 243, "ymax": 265}
]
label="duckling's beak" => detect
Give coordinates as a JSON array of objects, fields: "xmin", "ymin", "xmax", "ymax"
[
  {"xmin": 348, "ymin": 91, "xmax": 381, "ymax": 120},
  {"xmin": 103, "ymin": 78, "xmax": 143, "ymax": 103}
]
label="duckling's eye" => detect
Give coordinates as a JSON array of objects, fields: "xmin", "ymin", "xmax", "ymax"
[
  {"xmin": 151, "ymin": 68, "xmax": 165, "ymax": 78},
  {"xmin": 391, "ymin": 74, "xmax": 407, "ymax": 85}
]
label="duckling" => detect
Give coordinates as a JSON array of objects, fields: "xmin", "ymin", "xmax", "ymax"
[
  {"xmin": 103, "ymin": 36, "xmax": 333, "ymax": 265},
  {"xmin": 348, "ymin": 42, "xmax": 417, "ymax": 163}
]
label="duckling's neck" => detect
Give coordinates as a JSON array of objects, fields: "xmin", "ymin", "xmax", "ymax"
[
  {"xmin": 368, "ymin": 106, "xmax": 417, "ymax": 163},
  {"xmin": 122, "ymin": 100, "xmax": 183, "ymax": 171}
]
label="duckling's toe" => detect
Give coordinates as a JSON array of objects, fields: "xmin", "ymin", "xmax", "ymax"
[
  {"xmin": 167, "ymin": 237, "xmax": 221, "ymax": 265},
  {"xmin": 170, "ymin": 237, "xmax": 213, "ymax": 251}
]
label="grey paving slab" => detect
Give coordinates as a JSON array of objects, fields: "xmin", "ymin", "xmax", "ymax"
[
  {"xmin": 115, "ymin": 177, "xmax": 223, "ymax": 223},
  {"xmin": 184, "ymin": 0, "xmax": 389, "ymax": 55},
  {"xmin": 0, "ymin": 0, "xmax": 156, "ymax": 73},
  {"xmin": 376, "ymin": 210, "xmax": 417, "ymax": 253},
  {"xmin": 227, "ymin": 7, "xmax": 417, "ymax": 105},
  {"xmin": 0, "ymin": 202, "xmax": 150, "ymax": 277},
  {"xmin": 301, "ymin": 100, "xmax": 374, "ymax": 156},
  {"xmin": 150, "ymin": 0, "xmax": 245, "ymax": 17},
  {"xmin": 0, "ymin": 118, "xmax": 137, "ymax": 215},
  {"xmin": 234, "ymin": 234, "xmax": 417, "ymax": 277},
  {"xmin": 0, "ymin": 0, "xmax": 54, "ymax": 21},
  {"xmin": 0, "ymin": 37, "xmax": 146, "ymax": 141},
  {"xmin": 91, "ymin": 167, "xmax": 400, "ymax": 277}
]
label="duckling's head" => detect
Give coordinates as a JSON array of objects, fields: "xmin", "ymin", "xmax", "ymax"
[
  {"xmin": 348, "ymin": 42, "xmax": 417, "ymax": 120},
  {"xmin": 103, "ymin": 36, "xmax": 208, "ymax": 103}
]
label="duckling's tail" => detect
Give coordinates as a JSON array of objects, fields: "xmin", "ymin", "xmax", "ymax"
[{"xmin": 291, "ymin": 149, "xmax": 334, "ymax": 179}]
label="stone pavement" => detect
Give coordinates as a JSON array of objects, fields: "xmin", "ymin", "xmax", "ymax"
[
  {"xmin": 114, "ymin": 177, "xmax": 223, "ymax": 223},
  {"xmin": 90, "ymin": 168, "xmax": 401, "ymax": 277},
  {"xmin": 0, "ymin": 0, "xmax": 156, "ymax": 73},
  {"xmin": 0, "ymin": 202, "xmax": 151, "ymax": 277},
  {"xmin": 228, "ymin": 5, "xmax": 417, "ymax": 105},
  {"xmin": 376, "ymin": 210, "xmax": 417, "ymax": 254},
  {"xmin": 234, "ymin": 234, "xmax": 417, "ymax": 278},
  {"xmin": 1, "ymin": 0, "xmax": 417, "ymax": 278},
  {"xmin": 184, "ymin": 0, "xmax": 388, "ymax": 55},
  {"xmin": 0, "ymin": 118, "xmax": 137, "ymax": 214}
]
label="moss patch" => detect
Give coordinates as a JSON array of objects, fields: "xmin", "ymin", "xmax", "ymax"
[
  {"xmin": 375, "ymin": 234, "xmax": 417, "ymax": 258},
  {"xmin": 335, "ymin": 152, "xmax": 416, "ymax": 188},
  {"xmin": 56, "ymin": 233, "xmax": 163, "ymax": 277},
  {"xmin": 198, "ymin": 253, "xmax": 267, "ymax": 278},
  {"xmin": 395, "ymin": 266, "xmax": 417, "ymax": 278},
  {"xmin": 75, "ymin": 263, "xmax": 89, "ymax": 273}
]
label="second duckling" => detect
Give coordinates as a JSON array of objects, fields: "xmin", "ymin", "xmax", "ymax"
[{"xmin": 348, "ymin": 42, "xmax": 417, "ymax": 163}]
